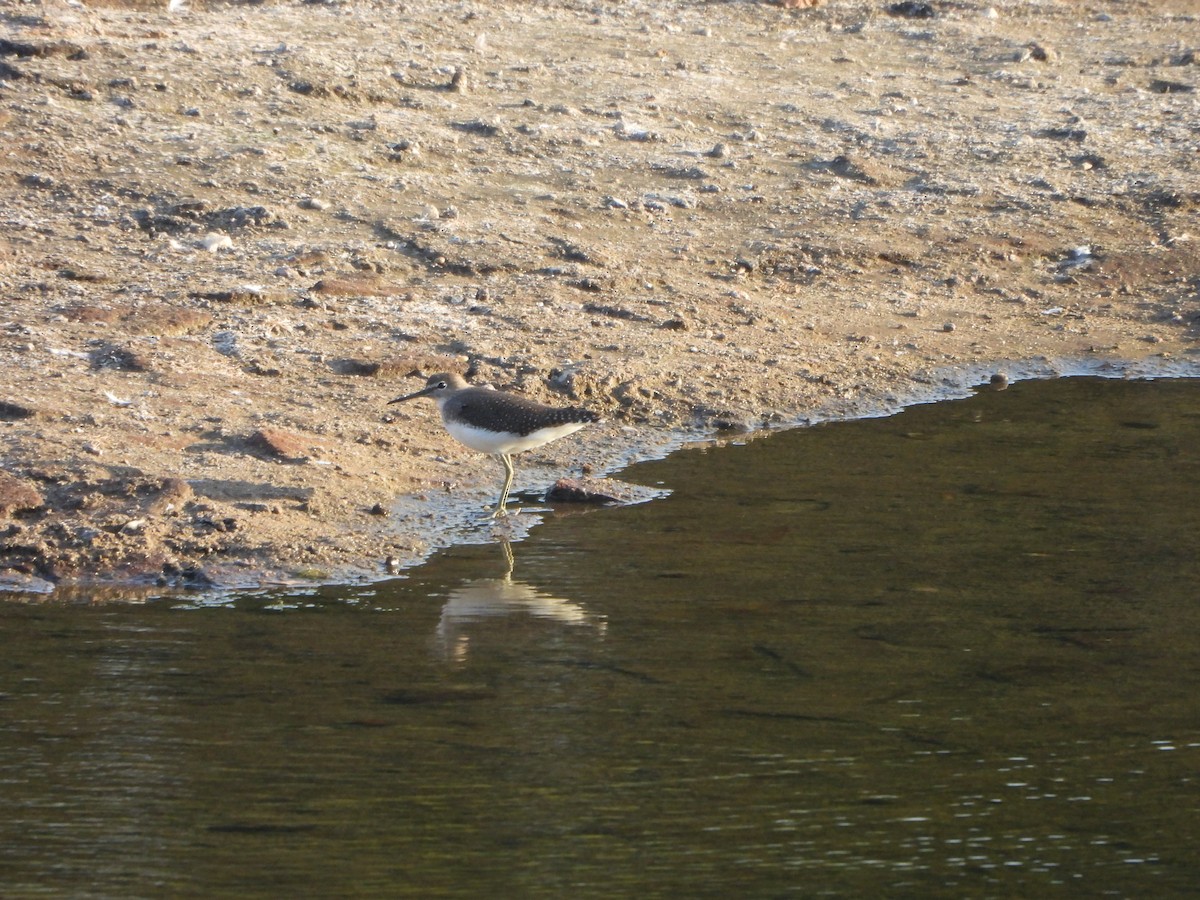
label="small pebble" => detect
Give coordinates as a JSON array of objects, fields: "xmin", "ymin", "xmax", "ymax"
[{"xmin": 1028, "ymin": 42, "xmax": 1058, "ymax": 63}]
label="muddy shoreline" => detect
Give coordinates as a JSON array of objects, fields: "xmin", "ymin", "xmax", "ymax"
[{"xmin": 1, "ymin": 0, "xmax": 1197, "ymax": 595}]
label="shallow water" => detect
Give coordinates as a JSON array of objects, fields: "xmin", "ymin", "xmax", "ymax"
[{"xmin": 2, "ymin": 376, "xmax": 1199, "ymax": 897}]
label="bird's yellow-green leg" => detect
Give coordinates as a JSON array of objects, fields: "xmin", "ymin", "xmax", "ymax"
[{"xmin": 492, "ymin": 453, "xmax": 515, "ymax": 517}]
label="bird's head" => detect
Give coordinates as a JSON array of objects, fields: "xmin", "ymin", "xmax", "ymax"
[{"xmin": 388, "ymin": 372, "xmax": 469, "ymax": 405}]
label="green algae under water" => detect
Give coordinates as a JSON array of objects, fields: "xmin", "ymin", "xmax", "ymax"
[{"xmin": 2, "ymin": 376, "xmax": 1198, "ymax": 897}]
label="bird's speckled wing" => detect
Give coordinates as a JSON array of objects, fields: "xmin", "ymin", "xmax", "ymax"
[{"xmin": 445, "ymin": 388, "xmax": 598, "ymax": 437}]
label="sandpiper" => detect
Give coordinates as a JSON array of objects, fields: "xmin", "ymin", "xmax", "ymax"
[{"xmin": 390, "ymin": 372, "xmax": 599, "ymax": 515}]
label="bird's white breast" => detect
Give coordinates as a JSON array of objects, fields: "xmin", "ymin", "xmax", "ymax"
[{"xmin": 443, "ymin": 418, "xmax": 588, "ymax": 455}]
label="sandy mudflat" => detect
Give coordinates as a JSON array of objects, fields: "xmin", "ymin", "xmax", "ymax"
[{"xmin": 0, "ymin": 0, "xmax": 1197, "ymax": 592}]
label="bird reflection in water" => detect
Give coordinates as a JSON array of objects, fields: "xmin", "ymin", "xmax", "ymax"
[{"xmin": 435, "ymin": 540, "xmax": 606, "ymax": 663}]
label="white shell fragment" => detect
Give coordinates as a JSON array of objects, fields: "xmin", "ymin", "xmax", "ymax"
[{"xmin": 199, "ymin": 232, "xmax": 233, "ymax": 253}]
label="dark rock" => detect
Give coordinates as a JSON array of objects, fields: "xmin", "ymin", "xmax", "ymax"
[
  {"xmin": 132, "ymin": 209, "xmax": 192, "ymax": 234},
  {"xmin": 289, "ymin": 80, "xmax": 329, "ymax": 97},
  {"xmin": 583, "ymin": 301, "xmax": 651, "ymax": 322},
  {"xmin": 166, "ymin": 199, "xmax": 208, "ymax": 217},
  {"xmin": 887, "ymin": 1, "xmax": 935, "ymax": 18},
  {"xmin": 1149, "ymin": 79, "xmax": 1194, "ymax": 94},
  {"xmin": 134, "ymin": 202, "xmax": 279, "ymax": 235},
  {"xmin": 571, "ymin": 277, "xmax": 608, "ymax": 294},
  {"xmin": 451, "ymin": 119, "xmax": 502, "ymax": 137},
  {"xmin": 182, "ymin": 566, "xmax": 216, "ymax": 587},
  {"xmin": 1027, "ymin": 42, "xmax": 1058, "ymax": 63},
  {"xmin": 1144, "ymin": 189, "xmax": 1195, "ymax": 210},
  {"xmin": 651, "ymin": 163, "xmax": 706, "ymax": 180},
  {"xmin": 0, "ymin": 38, "xmax": 85, "ymax": 59},
  {"xmin": 1037, "ymin": 127, "xmax": 1087, "ymax": 142},
  {"xmin": 545, "ymin": 477, "xmax": 632, "ymax": 505},
  {"xmin": 59, "ymin": 267, "xmax": 108, "ymax": 283},
  {"xmin": 91, "ymin": 343, "xmax": 152, "ymax": 372},
  {"xmin": 548, "ymin": 237, "xmax": 604, "ymax": 265},
  {"xmin": 203, "ymin": 205, "xmax": 277, "ymax": 230},
  {"xmin": 0, "ymin": 401, "xmax": 40, "ymax": 421},
  {"xmin": 244, "ymin": 359, "xmax": 283, "ymax": 378}
]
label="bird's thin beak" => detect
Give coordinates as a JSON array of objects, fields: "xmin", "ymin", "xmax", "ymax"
[{"xmin": 388, "ymin": 385, "xmax": 437, "ymax": 405}]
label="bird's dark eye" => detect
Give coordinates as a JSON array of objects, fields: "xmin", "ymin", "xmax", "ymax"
[{"xmin": 437, "ymin": 381, "xmax": 447, "ymax": 389}]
